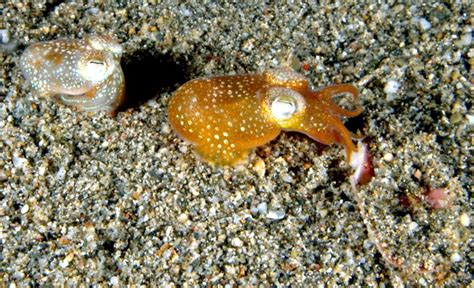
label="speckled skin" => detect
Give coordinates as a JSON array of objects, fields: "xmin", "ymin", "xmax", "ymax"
[
  {"xmin": 19, "ymin": 35, "xmax": 125, "ymax": 113},
  {"xmin": 168, "ymin": 67, "xmax": 362, "ymax": 166}
]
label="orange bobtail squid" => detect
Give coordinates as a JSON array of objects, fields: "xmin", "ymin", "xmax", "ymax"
[
  {"xmin": 168, "ymin": 67, "xmax": 373, "ymax": 184},
  {"xmin": 19, "ymin": 35, "xmax": 125, "ymax": 114}
]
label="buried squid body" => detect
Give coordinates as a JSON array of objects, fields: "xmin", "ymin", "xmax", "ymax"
[
  {"xmin": 19, "ymin": 35, "xmax": 125, "ymax": 113},
  {"xmin": 168, "ymin": 67, "xmax": 369, "ymax": 173}
]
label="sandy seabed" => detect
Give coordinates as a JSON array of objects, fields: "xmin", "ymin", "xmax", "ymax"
[{"xmin": 0, "ymin": 1, "xmax": 472, "ymax": 287}]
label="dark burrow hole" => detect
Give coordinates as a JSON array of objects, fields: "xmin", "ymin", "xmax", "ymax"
[
  {"xmin": 44, "ymin": 0, "xmax": 65, "ymax": 15},
  {"xmin": 102, "ymin": 239, "xmax": 115, "ymax": 254},
  {"xmin": 119, "ymin": 50, "xmax": 193, "ymax": 111},
  {"xmin": 344, "ymin": 114, "xmax": 366, "ymax": 135}
]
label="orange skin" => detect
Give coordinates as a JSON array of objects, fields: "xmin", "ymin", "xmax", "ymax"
[{"xmin": 168, "ymin": 67, "xmax": 362, "ymax": 166}]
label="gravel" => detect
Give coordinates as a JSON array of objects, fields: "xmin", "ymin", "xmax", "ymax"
[{"xmin": 0, "ymin": 1, "xmax": 472, "ymax": 286}]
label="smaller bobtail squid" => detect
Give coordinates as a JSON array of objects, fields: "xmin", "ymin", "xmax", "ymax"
[{"xmin": 19, "ymin": 35, "xmax": 125, "ymax": 114}]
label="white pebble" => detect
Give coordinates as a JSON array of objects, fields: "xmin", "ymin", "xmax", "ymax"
[
  {"xmin": 384, "ymin": 79, "xmax": 400, "ymax": 100},
  {"xmin": 459, "ymin": 213, "xmax": 470, "ymax": 227},
  {"xmin": 408, "ymin": 221, "xmax": 418, "ymax": 232},
  {"xmin": 12, "ymin": 155, "xmax": 26, "ymax": 169},
  {"xmin": 418, "ymin": 18, "xmax": 431, "ymax": 30},
  {"xmin": 177, "ymin": 213, "xmax": 189, "ymax": 223},
  {"xmin": 179, "ymin": 7, "xmax": 191, "ymax": 17},
  {"xmin": 319, "ymin": 209, "xmax": 328, "ymax": 218},
  {"xmin": 282, "ymin": 174, "xmax": 294, "ymax": 183},
  {"xmin": 179, "ymin": 145, "xmax": 188, "ymax": 153},
  {"xmin": 450, "ymin": 253, "xmax": 462, "ymax": 263},
  {"xmin": 100, "ymin": 140, "xmax": 110, "ymax": 148},
  {"xmin": 38, "ymin": 165, "xmax": 47, "ymax": 176},
  {"xmin": 418, "ymin": 278, "xmax": 427, "ymax": 286},
  {"xmin": 209, "ymin": 206, "xmax": 216, "ymax": 217},
  {"xmin": 0, "ymin": 29, "xmax": 10, "ymax": 44},
  {"xmin": 252, "ymin": 158, "xmax": 266, "ymax": 178},
  {"xmin": 20, "ymin": 204, "xmax": 29, "ymax": 214},
  {"xmin": 257, "ymin": 202, "xmax": 268, "ymax": 214},
  {"xmin": 266, "ymin": 210, "xmax": 286, "ymax": 220},
  {"xmin": 161, "ymin": 123, "xmax": 171, "ymax": 134},
  {"xmin": 59, "ymin": 259, "xmax": 70, "ymax": 268},
  {"xmin": 363, "ymin": 239, "xmax": 372, "ymax": 250},
  {"xmin": 87, "ymin": 7, "xmax": 100, "ymax": 15},
  {"xmin": 147, "ymin": 98, "xmax": 159, "ymax": 108},
  {"xmin": 56, "ymin": 167, "xmax": 66, "ymax": 180},
  {"xmin": 466, "ymin": 114, "xmax": 474, "ymax": 126},
  {"xmin": 383, "ymin": 153, "xmax": 394, "ymax": 162},
  {"xmin": 231, "ymin": 237, "xmax": 243, "ymax": 248},
  {"xmin": 250, "ymin": 206, "xmax": 259, "ymax": 214},
  {"xmin": 460, "ymin": 32, "xmax": 472, "ymax": 46},
  {"xmin": 110, "ymin": 276, "xmax": 119, "ymax": 285}
]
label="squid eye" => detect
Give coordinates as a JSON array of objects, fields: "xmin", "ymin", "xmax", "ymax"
[
  {"xmin": 267, "ymin": 87, "xmax": 306, "ymax": 122},
  {"xmin": 271, "ymin": 95, "xmax": 297, "ymax": 120},
  {"xmin": 89, "ymin": 60, "xmax": 105, "ymax": 65},
  {"xmin": 79, "ymin": 59, "xmax": 109, "ymax": 82}
]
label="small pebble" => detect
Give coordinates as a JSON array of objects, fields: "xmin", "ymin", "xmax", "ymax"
[
  {"xmin": 418, "ymin": 278, "xmax": 427, "ymax": 286},
  {"xmin": 252, "ymin": 158, "xmax": 266, "ymax": 178},
  {"xmin": 408, "ymin": 221, "xmax": 418, "ymax": 232},
  {"xmin": 161, "ymin": 123, "xmax": 171, "ymax": 134},
  {"xmin": 363, "ymin": 240, "xmax": 372, "ymax": 250},
  {"xmin": 0, "ymin": 29, "xmax": 10, "ymax": 43},
  {"xmin": 250, "ymin": 206, "xmax": 259, "ymax": 214},
  {"xmin": 282, "ymin": 174, "xmax": 294, "ymax": 183},
  {"xmin": 110, "ymin": 276, "xmax": 119, "ymax": 285},
  {"xmin": 418, "ymin": 18, "xmax": 431, "ymax": 30},
  {"xmin": 266, "ymin": 210, "xmax": 286, "ymax": 220},
  {"xmin": 38, "ymin": 165, "xmax": 47, "ymax": 176},
  {"xmin": 459, "ymin": 213, "xmax": 470, "ymax": 227},
  {"xmin": 177, "ymin": 213, "xmax": 189, "ymax": 223},
  {"xmin": 450, "ymin": 253, "xmax": 462, "ymax": 263},
  {"xmin": 319, "ymin": 209, "xmax": 328, "ymax": 218},
  {"xmin": 209, "ymin": 206, "xmax": 217, "ymax": 217},
  {"xmin": 0, "ymin": 170, "xmax": 6, "ymax": 182},
  {"xmin": 459, "ymin": 32, "xmax": 472, "ymax": 46},
  {"xmin": 466, "ymin": 114, "xmax": 474, "ymax": 126},
  {"xmin": 12, "ymin": 155, "xmax": 26, "ymax": 169},
  {"xmin": 179, "ymin": 6, "xmax": 192, "ymax": 17},
  {"xmin": 87, "ymin": 7, "xmax": 100, "ymax": 14},
  {"xmin": 231, "ymin": 237, "xmax": 244, "ymax": 248},
  {"xmin": 257, "ymin": 202, "xmax": 268, "ymax": 214},
  {"xmin": 59, "ymin": 253, "xmax": 74, "ymax": 268},
  {"xmin": 383, "ymin": 153, "xmax": 394, "ymax": 162},
  {"xmin": 20, "ymin": 204, "xmax": 29, "ymax": 214},
  {"xmin": 56, "ymin": 167, "xmax": 66, "ymax": 181},
  {"xmin": 178, "ymin": 145, "xmax": 188, "ymax": 153},
  {"xmin": 147, "ymin": 98, "xmax": 159, "ymax": 108},
  {"xmin": 413, "ymin": 169, "xmax": 422, "ymax": 180},
  {"xmin": 384, "ymin": 80, "xmax": 400, "ymax": 100}
]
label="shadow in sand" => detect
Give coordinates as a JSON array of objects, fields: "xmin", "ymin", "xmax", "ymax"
[
  {"xmin": 344, "ymin": 114, "xmax": 366, "ymax": 136},
  {"xmin": 119, "ymin": 50, "xmax": 193, "ymax": 111}
]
